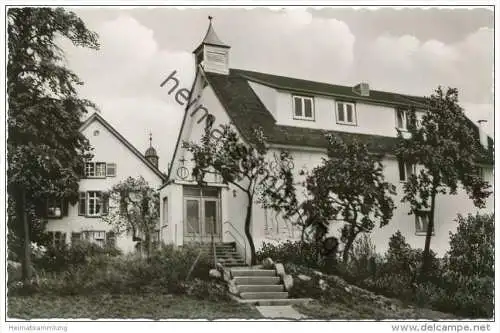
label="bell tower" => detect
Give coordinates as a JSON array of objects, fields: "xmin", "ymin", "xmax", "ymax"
[{"xmin": 193, "ymin": 16, "xmax": 230, "ymax": 75}]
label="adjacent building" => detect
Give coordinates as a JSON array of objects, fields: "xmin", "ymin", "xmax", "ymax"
[{"xmin": 44, "ymin": 112, "xmax": 167, "ymax": 253}]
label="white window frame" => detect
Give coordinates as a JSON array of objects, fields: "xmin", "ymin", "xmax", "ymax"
[
  {"xmin": 87, "ymin": 191, "xmax": 102, "ymax": 217},
  {"xmin": 85, "ymin": 162, "xmax": 107, "ymax": 178},
  {"xmin": 336, "ymin": 101, "xmax": 357, "ymax": 126},
  {"xmin": 293, "ymin": 95, "xmax": 315, "ymax": 121},
  {"xmin": 415, "ymin": 210, "xmax": 434, "ymax": 236},
  {"xmin": 396, "ymin": 109, "xmax": 409, "ymax": 131}
]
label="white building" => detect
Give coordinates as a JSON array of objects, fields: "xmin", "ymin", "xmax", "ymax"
[
  {"xmin": 44, "ymin": 112, "xmax": 167, "ymax": 253},
  {"xmin": 160, "ymin": 19, "xmax": 494, "ymax": 263}
]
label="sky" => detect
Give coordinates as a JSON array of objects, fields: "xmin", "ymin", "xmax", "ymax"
[{"xmin": 59, "ymin": 7, "xmax": 494, "ymax": 173}]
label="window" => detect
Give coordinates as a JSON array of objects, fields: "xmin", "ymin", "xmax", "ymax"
[
  {"xmin": 293, "ymin": 95, "xmax": 314, "ymax": 120},
  {"xmin": 106, "ymin": 163, "xmax": 116, "ymax": 177},
  {"xmin": 48, "ymin": 231, "xmax": 66, "ymax": 248},
  {"xmin": 415, "ymin": 211, "xmax": 434, "ymax": 235},
  {"xmin": 79, "ymin": 191, "xmax": 109, "ymax": 217},
  {"xmin": 47, "ymin": 198, "xmax": 63, "ymax": 218},
  {"xmin": 82, "ymin": 231, "xmax": 106, "ymax": 247},
  {"xmin": 85, "ymin": 162, "xmax": 106, "ymax": 178},
  {"xmin": 336, "ymin": 102, "xmax": 356, "ymax": 125},
  {"xmin": 71, "ymin": 232, "xmax": 81, "ymax": 245},
  {"xmin": 106, "ymin": 231, "xmax": 116, "ymax": 247},
  {"xmin": 398, "ymin": 160, "xmax": 416, "ymax": 182},
  {"xmin": 396, "ymin": 109, "xmax": 408, "ymax": 130}
]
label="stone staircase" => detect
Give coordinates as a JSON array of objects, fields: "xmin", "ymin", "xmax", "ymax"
[
  {"xmin": 199, "ymin": 242, "xmax": 311, "ymax": 306},
  {"xmin": 228, "ymin": 266, "xmax": 311, "ymax": 306}
]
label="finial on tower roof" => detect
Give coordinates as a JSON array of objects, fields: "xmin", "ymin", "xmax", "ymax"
[
  {"xmin": 208, "ymin": 15, "xmax": 213, "ymax": 22},
  {"xmin": 149, "ymin": 132, "xmax": 152, "ymax": 147}
]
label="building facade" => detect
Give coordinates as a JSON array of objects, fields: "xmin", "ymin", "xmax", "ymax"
[
  {"xmin": 160, "ymin": 20, "xmax": 494, "ymax": 263},
  {"xmin": 44, "ymin": 113, "xmax": 166, "ymax": 253}
]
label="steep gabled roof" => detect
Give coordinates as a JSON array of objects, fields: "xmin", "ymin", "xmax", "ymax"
[
  {"xmin": 80, "ymin": 113, "xmax": 167, "ymax": 182},
  {"xmin": 204, "ymin": 69, "xmax": 493, "ymax": 164}
]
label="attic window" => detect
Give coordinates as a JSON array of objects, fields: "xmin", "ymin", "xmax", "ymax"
[
  {"xmin": 336, "ymin": 102, "xmax": 356, "ymax": 126},
  {"xmin": 293, "ymin": 95, "xmax": 314, "ymax": 121}
]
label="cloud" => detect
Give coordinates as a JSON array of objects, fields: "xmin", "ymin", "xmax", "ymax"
[{"xmin": 358, "ymin": 27, "xmax": 493, "ymax": 105}]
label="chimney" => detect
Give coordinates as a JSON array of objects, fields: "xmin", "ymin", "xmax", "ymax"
[
  {"xmin": 353, "ymin": 82, "xmax": 370, "ymax": 97},
  {"xmin": 477, "ymin": 119, "xmax": 489, "ymax": 149}
]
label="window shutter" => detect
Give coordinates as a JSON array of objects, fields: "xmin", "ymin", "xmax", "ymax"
[
  {"xmin": 78, "ymin": 192, "xmax": 86, "ymax": 216},
  {"xmin": 102, "ymin": 195, "xmax": 109, "ymax": 215},
  {"xmin": 106, "ymin": 163, "xmax": 116, "ymax": 177},
  {"xmin": 398, "ymin": 159, "xmax": 406, "ymax": 181},
  {"xmin": 62, "ymin": 199, "xmax": 69, "ymax": 216}
]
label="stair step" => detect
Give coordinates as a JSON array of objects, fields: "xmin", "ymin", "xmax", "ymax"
[
  {"xmin": 231, "ymin": 269, "xmax": 276, "ymax": 277},
  {"xmin": 232, "ymin": 297, "xmax": 313, "ymax": 306},
  {"xmin": 240, "ymin": 291, "xmax": 289, "ymax": 300},
  {"xmin": 238, "ymin": 284, "xmax": 285, "ymax": 292},
  {"xmin": 233, "ymin": 276, "xmax": 281, "ymax": 285}
]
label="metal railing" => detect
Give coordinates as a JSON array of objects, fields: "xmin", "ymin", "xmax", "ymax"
[{"xmin": 223, "ymin": 221, "xmax": 247, "ymax": 263}]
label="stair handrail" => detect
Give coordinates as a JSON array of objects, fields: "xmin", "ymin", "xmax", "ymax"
[{"xmin": 223, "ymin": 221, "xmax": 247, "ymax": 263}]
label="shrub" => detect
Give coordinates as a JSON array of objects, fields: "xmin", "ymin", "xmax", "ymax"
[
  {"xmin": 344, "ymin": 234, "xmax": 381, "ymax": 280},
  {"xmin": 10, "ymin": 243, "xmax": 216, "ymax": 297},
  {"xmin": 33, "ymin": 240, "xmax": 122, "ymax": 272},
  {"xmin": 437, "ymin": 213, "xmax": 495, "ymax": 318},
  {"xmin": 256, "ymin": 240, "xmax": 322, "ymax": 268},
  {"xmin": 183, "ymin": 278, "xmax": 230, "ymax": 302}
]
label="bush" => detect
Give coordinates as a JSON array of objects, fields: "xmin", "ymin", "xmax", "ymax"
[
  {"xmin": 9, "ymin": 243, "xmax": 215, "ymax": 297},
  {"xmin": 183, "ymin": 278, "xmax": 230, "ymax": 302},
  {"xmin": 33, "ymin": 241, "xmax": 122, "ymax": 272},
  {"xmin": 256, "ymin": 240, "xmax": 322, "ymax": 268},
  {"xmin": 344, "ymin": 234, "xmax": 381, "ymax": 280}
]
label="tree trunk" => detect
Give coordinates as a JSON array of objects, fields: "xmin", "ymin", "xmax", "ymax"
[
  {"xmin": 17, "ymin": 187, "xmax": 32, "ymax": 284},
  {"xmin": 421, "ymin": 191, "xmax": 436, "ymax": 278},
  {"xmin": 244, "ymin": 194, "xmax": 256, "ymax": 265}
]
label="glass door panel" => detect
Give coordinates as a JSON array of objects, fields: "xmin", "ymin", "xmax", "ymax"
[
  {"xmin": 185, "ymin": 199, "xmax": 200, "ymax": 234},
  {"xmin": 204, "ymin": 200, "xmax": 218, "ymax": 235}
]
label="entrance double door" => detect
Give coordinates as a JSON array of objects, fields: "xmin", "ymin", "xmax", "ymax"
[{"xmin": 183, "ymin": 186, "xmax": 221, "ymax": 243}]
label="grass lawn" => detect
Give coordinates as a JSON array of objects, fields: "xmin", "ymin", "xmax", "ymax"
[
  {"xmin": 8, "ymin": 294, "xmax": 263, "ymax": 320},
  {"xmin": 294, "ymin": 300, "xmax": 458, "ymax": 320}
]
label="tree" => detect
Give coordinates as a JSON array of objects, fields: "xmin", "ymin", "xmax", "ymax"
[
  {"xmin": 184, "ymin": 124, "xmax": 294, "ymax": 265},
  {"xmin": 7, "ymin": 8, "xmax": 99, "ymax": 282},
  {"xmin": 302, "ymin": 134, "xmax": 396, "ymax": 263},
  {"xmin": 103, "ymin": 177, "xmax": 160, "ymax": 259},
  {"xmin": 396, "ymin": 87, "xmax": 492, "ymax": 276}
]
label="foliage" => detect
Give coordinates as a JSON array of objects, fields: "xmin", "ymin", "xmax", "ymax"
[
  {"xmin": 256, "ymin": 240, "xmax": 323, "ymax": 269},
  {"xmin": 7, "ymin": 7, "xmax": 99, "ymax": 282},
  {"xmin": 184, "ymin": 124, "xmax": 295, "ymax": 264},
  {"xmin": 445, "ymin": 213, "xmax": 493, "ymax": 278},
  {"xmin": 300, "ymin": 134, "xmax": 396, "ymax": 262},
  {"xmin": 103, "ymin": 176, "xmax": 160, "ymax": 258},
  {"xmin": 344, "ymin": 234, "xmax": 382, "ymax": 280},
  {"xmin": 32, "ymin": 240, "xmax": 121, "ymax": 273},
  {"xmin": 9, "ymin": 244, "xmax": 213, "ymax": 297},
  {"xmin": 396, "ymin": 87, "xmax": 492, "ymax": 272},
  {"xmin": 183, "ymin": 278, "xmax": 231, "ymax": 302}
]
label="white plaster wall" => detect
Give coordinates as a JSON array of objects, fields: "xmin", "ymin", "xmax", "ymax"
[
  {"xmin": 250, "ymin": 148, "xmax": 494, "ymax": 257},
  {"xmin": 250, "ymin": 84, "xmax": 429, "ymax": 138},
  {"xmin": 45, "ymin": 119, "xmax": 164, "ymax": 253}
]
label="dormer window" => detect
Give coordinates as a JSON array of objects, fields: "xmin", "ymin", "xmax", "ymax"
[
  {"xmin": 336, "ymin": 102, "xmax": 356, "ymax": 125},
  {"xmin": 293, "ymin": 95, "xmax": 314, "ymax": 121}
]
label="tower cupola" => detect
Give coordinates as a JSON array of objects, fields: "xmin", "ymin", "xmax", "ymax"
[
  {"xmin": 193, "ymin": 16, "xmax": 230, "ymax": 75},
  {"xmin": 145, "ymin": 132, "xmax": 159, "ymax": 168}
]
